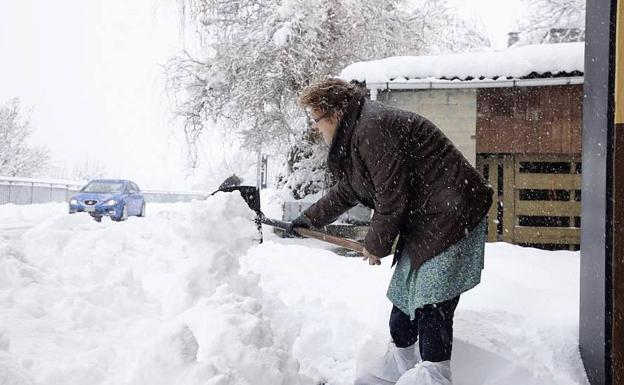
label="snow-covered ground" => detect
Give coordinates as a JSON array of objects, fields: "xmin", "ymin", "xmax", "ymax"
[{"xmin": 0, "ymin": 194, "xmax": 589, "ymax": 385}]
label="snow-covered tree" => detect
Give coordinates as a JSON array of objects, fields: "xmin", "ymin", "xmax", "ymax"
[
  {"xmin": 168, "ymin": 0, "xmax": 491, "ymax": 197},
  {"xmin": 0, "ymin": 98, "xmax": 49, "ymax": 177},
  {"xmin": 411, "ymin": 0, "xmax": 491, "ymax": 54},
  {"xmin": 517, "ymin": 0, "xmax": 585, "ymax": 45},
  {"xmin": 168, "ymin": 0, "xmax": 428, "ymax": 161},
  {"xmin": 276, "ymin": 128, "xmax": 329, "ymax": 199}
]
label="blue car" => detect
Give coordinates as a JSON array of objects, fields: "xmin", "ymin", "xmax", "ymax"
[{"xmin": 69, "ymin": 179, "xmax": 146, "ymax": 222}]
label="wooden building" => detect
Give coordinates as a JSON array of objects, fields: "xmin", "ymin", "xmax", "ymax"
[
  {"xmin": 477, "ymin": 85, "xmax": 582, "ymax": 249},
  {"xmin": 342, "ymin": 42, "xmax": 584, "ymax": 249}
]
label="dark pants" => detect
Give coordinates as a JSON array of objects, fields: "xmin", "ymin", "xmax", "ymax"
[{"xmin": 389, "ymin": 295, "xmax": 460, "ymax": 362}]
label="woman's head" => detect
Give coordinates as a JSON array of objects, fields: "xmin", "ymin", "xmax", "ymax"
[{"xmin": 299, "ymin": 78, "xmax": 360, "ymax": 144}]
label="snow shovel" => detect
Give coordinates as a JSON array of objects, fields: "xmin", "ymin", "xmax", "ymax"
[{"xmin": 213, "ymin": 185, "xmax": 364, "ymax": 253}]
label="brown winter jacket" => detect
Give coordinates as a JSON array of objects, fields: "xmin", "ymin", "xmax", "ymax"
[{"xmin": 303, "ymin": 92, "xmax": 493, "ymax": 271}]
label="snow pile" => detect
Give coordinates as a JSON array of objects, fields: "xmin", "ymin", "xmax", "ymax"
[
  {"xmin": 243, "ymin": 241, "xmax": 392, "ymax": 384},
  {"xmin": 0, "ymin": 193, "xmax": 314, "ymax": 385},
  {"xmin": 340, "ymin": 42, "xmax": 584, "ymax": 84},
  {"xmin": 0, "ymin": 202, "xmax": 67, "ymax": 230},
  {"xmin": 0, "ymin": 198, "xmax": 590, "ymax": 385}
]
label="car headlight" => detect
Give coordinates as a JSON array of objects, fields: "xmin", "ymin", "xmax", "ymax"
[
  {"xmin": 107, "ymin": 199, "xmax": 116, "ymax": 205},
  {"xmin": 70, "ymin": 199, "xmax": 78, "ymax": 205}
]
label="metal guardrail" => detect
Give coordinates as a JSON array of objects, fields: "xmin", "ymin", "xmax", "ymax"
[
  {"xmin": 0, "ymin": 177, "xmax": 209, "ymax": 205},
  {"xmin": 141, "ymin": 189, "xmax": 208, "ymax": 203}
]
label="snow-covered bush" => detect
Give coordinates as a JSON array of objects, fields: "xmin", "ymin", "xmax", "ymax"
[{"xmin": 276, "ymin": 130, "xmax": 330, "ymax": 199}]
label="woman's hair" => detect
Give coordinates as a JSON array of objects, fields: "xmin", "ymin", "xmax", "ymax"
[{"xmin": 299, "ymin": 78, "xmax": 360, "ymax": 114}]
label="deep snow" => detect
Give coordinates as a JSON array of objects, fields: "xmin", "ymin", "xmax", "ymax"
[{"xmin": 0, "ymin": 194, "xmax": 589, "ymax": 385}]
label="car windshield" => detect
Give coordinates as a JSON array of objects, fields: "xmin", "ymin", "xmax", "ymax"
[{"xmin": 81, "ymin": 181, "xmax": 125, "ymax": 194}]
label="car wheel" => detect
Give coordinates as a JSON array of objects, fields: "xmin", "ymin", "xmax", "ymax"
[
  {"xmin": 113, "ymin": 205, "xmax": 128, "ymax": 222},
  {"xmin": 138, "ymin": 203, "xmax": 146, "ymax": 217}
]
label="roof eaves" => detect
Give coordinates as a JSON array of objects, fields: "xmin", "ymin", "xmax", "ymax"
[{"xmin": 367, "ymin": 75, "xmax": 584, "ymax": 90}]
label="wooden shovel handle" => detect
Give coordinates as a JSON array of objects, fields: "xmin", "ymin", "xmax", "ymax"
[
  {"xmin": 259, "ymin": 216, "xmax": 364, "ymax": 253},
  {"xmin": 294, "ymin": 227, "xmax": 364, "ymax": 253}
]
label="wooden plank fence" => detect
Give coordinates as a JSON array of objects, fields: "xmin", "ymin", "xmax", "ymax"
[{"xmin": 477, "ymin": 154, "xmax": 581, "ymax": 249}]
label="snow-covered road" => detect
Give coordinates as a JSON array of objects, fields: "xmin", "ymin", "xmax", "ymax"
[{"xmin": 0, "ymin": 197, "xmax": 590, "ymax": 385}]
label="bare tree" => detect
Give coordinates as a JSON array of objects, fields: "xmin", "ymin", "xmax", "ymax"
[
  {"xmin": 0, "ymin": 98, "xmax": 49, "ymax": 177},
  {"xmin": 411, "ymin": 0, "xmax": 491, "ymax": 54},
  {"xmin": 72, "ymin": 159, "xmax": 109, "ymax": 182}
]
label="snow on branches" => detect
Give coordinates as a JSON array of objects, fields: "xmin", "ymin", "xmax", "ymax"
[
  {"xmin": 167, "ymin": 0, "xmax": 426, "ymax": 160},
  {"xmin": 517, "ymin": 0, "xmax": 585, "ymax": 45},
  {"xmin": 167, "ymin": 0, "xmax": 491, "ymax": 196},
  {"xmin": 0, "ymin": 98, "xmax": 49, "ymax": 178}
]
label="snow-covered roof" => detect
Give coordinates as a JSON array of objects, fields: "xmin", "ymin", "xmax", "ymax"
[{"xmin": 340, "ymin": 42, "xmax": 584, "ymax": 87}]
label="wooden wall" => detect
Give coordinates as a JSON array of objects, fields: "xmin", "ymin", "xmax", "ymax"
[
  {"xmin": 477, "ymin": 85, "xmax": 583, "ymax": 154},
  {"xmin": 477, "ymin": 154, "xmax": 581, "ymax": 248}
]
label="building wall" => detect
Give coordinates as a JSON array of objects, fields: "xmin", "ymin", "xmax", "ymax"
[
  {"xmin": 477, "ymin": 85, "xmax": 583, "ymax": 155},
  {"xmin": 376, "ymin": 89, "xmax": 477, "ymax": 165}
]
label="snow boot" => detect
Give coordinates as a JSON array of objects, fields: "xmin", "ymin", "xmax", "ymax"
[
  {"xmin": 395, "ymin": 360, "xmax": 452, "ymax": 385},
  {"xmin": 354, "ymin": 342, "xmax": 421, "ymax": 385}
]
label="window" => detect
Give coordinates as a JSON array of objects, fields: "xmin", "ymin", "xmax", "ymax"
[{"xmin": 81, "ymin": 181, "xmax": 124, "ymax": 193}]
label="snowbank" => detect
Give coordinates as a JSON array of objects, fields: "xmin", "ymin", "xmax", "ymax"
[
  {"xmin": 340, "ymin": 42, "xmax": 584, "ymax": 84},
  {"xmin": 0, "ymin": 194, "xmax": 314, "ymax": 385},
  {"xmin": 0, "ymin": 199, "xmax": 590, "ymax": 384},
  {"xmin": 0, "ymin": 202, "xmax": 67, "ymax": 230}
]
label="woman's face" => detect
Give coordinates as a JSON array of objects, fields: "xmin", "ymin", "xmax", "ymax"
[{"xmin": 309, "ymin": 108, "xmax": 339, "ymax": 145}]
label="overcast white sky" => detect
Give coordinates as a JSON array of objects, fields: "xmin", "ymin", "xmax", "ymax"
[
  {"xmin": 0, "ymin": 0, "xmax": 521, "ymax": 190},
  {"xmin": 458, "ymin": 0, "xmax": 522, "ymax": 48},
  {"xmin": 0, "ymin": 0, "xmax": 193, "ymax": 189}
]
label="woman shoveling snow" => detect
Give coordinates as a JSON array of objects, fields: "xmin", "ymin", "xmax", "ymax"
[{"xmin": 288, "ymin": 78, "xmax": 493, "ymax": 385}]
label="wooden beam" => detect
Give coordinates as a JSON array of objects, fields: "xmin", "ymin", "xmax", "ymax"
[
  {"xmin": 486, "ymin": 156, "xmax": 499, "ymax": 242},
  {"xmin": 515, "ymin": 173, "xmax": 582, "ymax": 190},
  {"xmin": 503, "ymin": 155, "xmax": 515, "ymax": 243},
  {"xmin": 570, "ymin": 160, "xmax": 578, "ymax": 250},
  {"xmin": 514, "ymin": 226, "xmax": 581, "ymax": 244},
  {"xmin": 515, "ymin": 200, "xmax": 581, "ymax": 217},
  {"xmin": 515, "ymin": 154, "xmax": 582, "ymax": 162}
]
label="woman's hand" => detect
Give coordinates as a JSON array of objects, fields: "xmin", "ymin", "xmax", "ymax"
[{"xmin": 362, "ymin": 248, "xmax": 381, "ymax": 266}]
